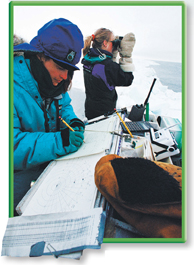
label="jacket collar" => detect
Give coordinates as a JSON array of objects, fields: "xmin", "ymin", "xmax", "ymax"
[{"xmin": 82, "ymin": 48, "xmax": 112, "ymax": 64}]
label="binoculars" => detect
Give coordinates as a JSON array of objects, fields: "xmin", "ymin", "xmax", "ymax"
[{"xmin": 112, "ymin": 36, "xmax": 123, "ymax": 50}]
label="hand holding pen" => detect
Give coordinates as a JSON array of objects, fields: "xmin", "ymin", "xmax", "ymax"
[{"xmin": 59, "ymin": 116, "xmax": 85, "ymax": 145}]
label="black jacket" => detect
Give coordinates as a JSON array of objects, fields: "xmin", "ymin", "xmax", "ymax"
[{"xmin": 81, "ymin": 48, "xmax": 134, "ymax": 120}]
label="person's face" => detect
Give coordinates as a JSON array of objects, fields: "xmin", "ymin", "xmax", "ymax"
[
  {"xmin": 39, "ymin": 57, "xmax": 69, "ymax": 86},
  {"xmin": 102, "ymin": 33, "xmax": 115, "ymax": 53}
]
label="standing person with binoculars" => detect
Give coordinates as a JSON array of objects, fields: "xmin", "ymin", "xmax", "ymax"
[{"xmin": 82, "ymin": 28, "xmax": 136, "ymax": 120}]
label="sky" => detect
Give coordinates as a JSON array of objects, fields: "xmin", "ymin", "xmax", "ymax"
[{"xmin": 13, "ymin": 4, "xmax": 182, "ymax": 63}]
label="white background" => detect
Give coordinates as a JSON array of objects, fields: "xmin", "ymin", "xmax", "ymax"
[
  {"xmin": 13, "ymin": 4, "xmax": 182, "ymax": 62},
  {"xmin": 0, "ymin": 0, "xmax": 193, "ymax": 264}
]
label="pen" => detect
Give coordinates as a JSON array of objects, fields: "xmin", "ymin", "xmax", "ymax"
[
  {"xmin": 59, "ymin": 116, "xmax": 85, "ymax": 143},
  {"xmin": 59, "ymin": 116, "xmax": 75, "ymax": 132},
  {"xmin": 114, "ymin": 108, "xmax": 134, "ymax": 138}
]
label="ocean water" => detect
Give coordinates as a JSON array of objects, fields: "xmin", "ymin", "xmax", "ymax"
[{"xmin": 151, "ymin": 60, "xmax": 182, "ymax": 93}]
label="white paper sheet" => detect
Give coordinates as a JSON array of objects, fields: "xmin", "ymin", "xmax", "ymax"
[
  {"xmin": 2, "ymin": 208, "xmax": 103, "ymax": 257},
  {"xmin": 56, "ymin": 116, "xmax": 116, "ymax": 160},
  {"xmin": 17, "ymin": 153, "xmax": 104, "ymax": 216}
]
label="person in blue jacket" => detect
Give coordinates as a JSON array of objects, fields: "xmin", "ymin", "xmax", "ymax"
[
  {"xmin": 13, "ymin": 18, "xmax": 85, "ymax": 215},
  {"xmin": 82, "ymin": 28, "xmax": 136, "ymax": 120}
]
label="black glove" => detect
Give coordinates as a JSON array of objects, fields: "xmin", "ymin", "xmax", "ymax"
[{"xmin": 69, "ymin": 118, "xmax": 85, "ymax": 132}]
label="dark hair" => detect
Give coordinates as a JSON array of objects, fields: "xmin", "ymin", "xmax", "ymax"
[{"xmin": 83, "ymin": 28, "xmax": 113, "ymax": 56}]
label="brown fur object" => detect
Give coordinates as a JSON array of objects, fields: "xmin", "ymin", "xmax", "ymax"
[
  {"xmin": 110, "ymin": 157, "xmax": 181, "ymax": 204},
  {"xmin": 14, "ymin": 34, "xmax": 26, "ymax": 57},
  {"xmin": 95, "ymin": 155, "xmax": 182, "ymax": 238}
]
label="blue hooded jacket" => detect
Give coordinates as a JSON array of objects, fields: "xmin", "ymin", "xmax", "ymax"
[{"xmin": 14, "ymin": 55, "xmax": 79, "ymax": 170}]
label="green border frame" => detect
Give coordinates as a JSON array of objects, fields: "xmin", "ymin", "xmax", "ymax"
[{"xmin": 9, "ymin": 1, "xmax": 187, "ymax": 244}]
